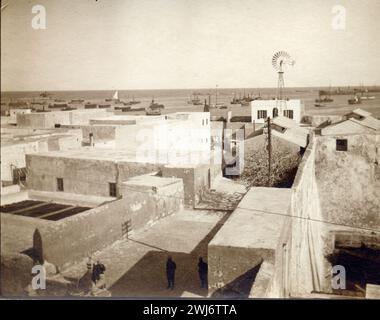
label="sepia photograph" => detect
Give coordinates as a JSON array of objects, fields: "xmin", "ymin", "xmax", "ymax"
[{"xmin": 0, "ymin": 0, "xmax": 379, "ymax": 309}]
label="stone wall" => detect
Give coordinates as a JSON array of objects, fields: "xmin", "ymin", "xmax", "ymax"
[
  {"xmin": 0, "ymin": 252, "xmax": 34, "ymax": 296},
  {"xmin": 26, "ymin": 155, "xmax": 162, "ymax": 197},
  {"xmin": 286, "ymin": 138, "xmax": 328, "ymax": 296},
  {"xmin": 34, "ymin": 176, "xmax": 184, "ymax": 269},
  {"xmin": 17, "ymin": 109, "xmax": 109, "ymax": 128},
  {"xmin": 162, "ymin": 164, "xmax": 212, "ymax": 207},
  {"xmin": 121, "ymin": 175, "xmax": 184, "ymax": 229},
  {"xmin": 314, "ymin": 134, "xmax": 380, "ymax": 230},
  {"xmin": 1, "ymin": 132, "xmax": 81, "ymax": 182}
]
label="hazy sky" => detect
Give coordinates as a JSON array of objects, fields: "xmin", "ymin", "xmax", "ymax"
[{"xmin": 1, "ymin": 0, "xmax": 380, "ymax": 91}]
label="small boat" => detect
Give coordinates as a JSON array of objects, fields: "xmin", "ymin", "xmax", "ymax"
[
  {"xmin": 187, "ymin": 93, "xmax": 203, "ymax": 105},
  {"xmin": 70, "ymin": 99, "xmax": 84, "ymax": 104},
  {"xmin": 39, "ymin": 91, "xmax": 50, "ymax": 98},
  {"xmin": 84, "ymin": 103, "xmax": 97, "ymax": 109},
  {"xmin": 230, "ymin": 92, "xmax": 240, "ymax": 104},
  {"xmin": 315, "ymin": 90, "xmax": 333, "ymax": 103},
  {"xmin": 124, "ymin": 96, "xmax": 141, "ymax": 105},
  {"xmin": 348, "ymin": 95, "xmax": 362, "ymax": 105},
  {"xmin": 315, "ymin": 97, "xmax": 333, "ymax": 103}
]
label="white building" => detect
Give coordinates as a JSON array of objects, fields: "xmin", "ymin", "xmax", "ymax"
[
  {"xmin": 90, "ymin": 112, "xmax": 212, "ymax": 166},
  {"xmin": 251, "ymin": 99, "xmax": 304, "ymax": 124}
]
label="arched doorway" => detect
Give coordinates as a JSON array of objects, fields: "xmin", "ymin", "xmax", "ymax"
[{"xmin": 273, "ymin": 108, "xmax": 279, "ymax": 118}]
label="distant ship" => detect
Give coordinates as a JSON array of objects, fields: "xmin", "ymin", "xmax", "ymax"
[
  {"xmin": 70, "ymin": 99, "xmax": 84, "ymax": 104},
  {"xmin": 187, "ymin": 93, "xmax": 203, "ymax": 105},
  {"xmin": 146, "ymin": 99, "xmax": 164, "ymax": 115},
  {"xmin": 230, "ymin": 92, "xmax": 240, "ymax": 104},
  {"xmin": 212, "ymin": 85, "xmax": 227, "ymax": 109},
  {"xmin": 124, "ymin": 96, "xmax": 141, "ymax": 106},
  {"xmin": 315, "ymin": 88, "xmax": 333, "ymax": 103},
  {"xmin": 85, "ymin": 102, "xmax": 97, "ymax": 109}
]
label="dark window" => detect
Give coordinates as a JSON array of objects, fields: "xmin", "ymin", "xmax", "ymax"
[
  {"xmin": 336, "ymin": 139, "xmax": 348, "ymax": 151},
  {"xmin": 54, "ymin": 124, "xmax": 61, "ymax": 128},
  {"xmin": 57, "ymin": 178, "xmax": 64, "ymax": 191},
  {"xmin": 109, "ymin": 182, "xmax": 117, "ymax": 197},
  {"xmin": 284, "ymin": 110, "xmax": 294, "ymax": 119},
  {"xmin": 273, "ymin": 108, "xmax": 279, "ymax": 118},
  {"xmin": 257, "ymin": 110, "xmax": 267, "ymax": 119},
  {"xmin": 12, "ymin": 168, "xmax": 27, "ymax": 184}
]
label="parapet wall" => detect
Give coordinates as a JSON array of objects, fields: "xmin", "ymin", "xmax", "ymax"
[
  {"xmin": 33, "ymin": 176, "xmax": 184, "ymax": 269},
  {"xmin": 16, "ymin": 109, "xmax": 109, "ymax": 128},
  {"xmin": 26, "ymin": 155, "xmax": 162, "ymax": 197},
  {"xmin": 285, "ymin": 138, "xmax": 328, "ymax": 296}
]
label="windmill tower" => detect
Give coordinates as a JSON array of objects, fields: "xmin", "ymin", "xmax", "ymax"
[{"xmin": 272, "ymin": 51, "xmax": 295, "ymax": 111}]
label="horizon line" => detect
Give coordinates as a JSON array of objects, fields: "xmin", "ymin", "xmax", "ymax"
[{"xmin": 2, "ymin": 84, "xmax": 379, "ymax": 93}]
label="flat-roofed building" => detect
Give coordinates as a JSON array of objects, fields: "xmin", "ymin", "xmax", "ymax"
[
  {"xmin": 251, "ymin": 99, "xmax": 304, "ymax": 124},
  {"xmin": 16, "ymin": 108, "xmax": 111, "ymax": 128}
]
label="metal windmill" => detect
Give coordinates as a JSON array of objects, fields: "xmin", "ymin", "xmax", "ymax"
[{"xmin": 272, "ymin": 51, "xmax": 295, "ymax": 102}]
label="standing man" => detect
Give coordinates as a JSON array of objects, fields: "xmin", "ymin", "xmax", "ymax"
[
  {"xmin": 198, "ymin": 257, "xmax": 208, "ymax": 288},
  {"xmin": 166, "ymin": 256, "xmax": 176, "ymax": 290},
  {"xmin": 92, "ymin": 260, "xmax": 106, "ymax": 285}
]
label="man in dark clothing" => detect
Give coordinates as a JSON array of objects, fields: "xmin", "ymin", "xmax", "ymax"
[
  {"xmin": 198, "ymin": 257, "xmax": 208, "ymax": 288},
  {"xmin": 92, "ymin": 260, "xmax": 106, "ymax": 284},
  {"xmin": 166, "ymin": 256, "xmax": 176, "ymax": 290}
]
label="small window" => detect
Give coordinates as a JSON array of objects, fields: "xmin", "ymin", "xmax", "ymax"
[
  {"xmin": 54, "ymin": 124, "xmax": 61, "ymax": 128},
  {"xmin": 202, "ymin": 119, "xmax": 205, "ymax": 126},
  {"xmin": 284, "ymin": 110, "xmax": 294, "ymax": 119},
  {"xmin": 257, "ymin": 110, "xmax": 267, "ymax": 119},
  {"xmin": 57, "ymin": 178, "xmax": 64, "ymax": 191},
  {"xmin": 336, "ymin": 139, "xmax": 348, "ymax": 151},
  {"xmin": 206, "ymin": 119, "xmax": 209, "ymax": 125},
  {"xmin": 109, "ymin": 182, "xmax": 117, "ymax": 197}
]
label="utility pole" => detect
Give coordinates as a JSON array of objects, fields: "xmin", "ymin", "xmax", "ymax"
[{"xmin": 266, "ymin": 117, "xmax": 272, "ymax": 186}]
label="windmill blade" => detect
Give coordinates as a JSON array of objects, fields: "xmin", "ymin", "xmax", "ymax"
[{"xmin": 272, "ymin": 51, "xmax": 294, "ymax": 70}]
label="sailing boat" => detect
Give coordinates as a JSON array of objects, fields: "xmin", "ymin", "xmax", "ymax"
[
  {"xmin": 124, "ymin": 95, "xmax": 141, "ymax": 106},
  {"xmin": 187, "ymin": 93, "xmax": 203, "ymax": 105},
  {"xmin": 230, "ymin": 92, "xmax": 240, "ymax": 104},
  {"xmin": 213, "ymin": 85, "xmax": 227, "ymax": 109},
  {"xmin": 106, "ymin": 90, "xmax": 120, "ymax": 102}
]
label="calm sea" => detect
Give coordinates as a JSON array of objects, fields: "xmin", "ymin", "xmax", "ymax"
[{"xmin": 1, "ymin": 87, "xmax": 380, "ymax": 117}]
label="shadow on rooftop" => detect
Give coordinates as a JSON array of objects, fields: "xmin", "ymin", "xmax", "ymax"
[{"xmin": 109, "ymin": 211, "xmax": 232, "ymax": 297}]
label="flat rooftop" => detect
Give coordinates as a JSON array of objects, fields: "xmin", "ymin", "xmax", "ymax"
[
  {"xmin": 28, "ymin": 147, "xmax": 210, "ymax": 165},
  {"xmin": 0, "ymin": 200, "xmax": 90, "ymax": 221},
  {"xmin": 123, "ymin": 174, "xmax": 182, "ymax": 188},
  {"xmin": 210, "ymin": 187, "xmax": 292, "ymax": 249}
]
